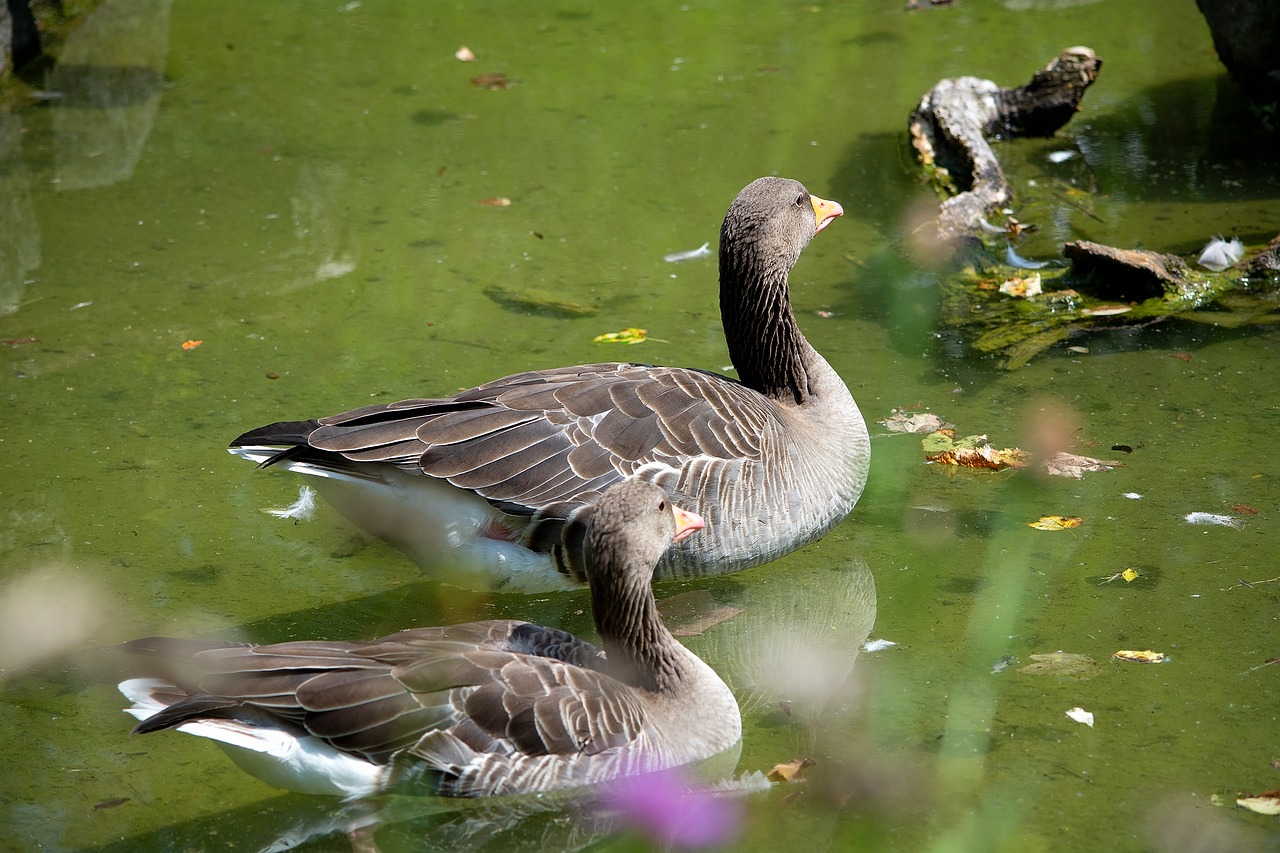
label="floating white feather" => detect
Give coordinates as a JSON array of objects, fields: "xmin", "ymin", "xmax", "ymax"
[{"xmin": 1197, "ymin": 236, "xmax": 1243, "ymax": 272}]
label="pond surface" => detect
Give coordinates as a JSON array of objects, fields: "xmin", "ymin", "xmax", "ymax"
[{"xmin": 2, "ymin": 1, "xmax": 1279, "ymax": 850}]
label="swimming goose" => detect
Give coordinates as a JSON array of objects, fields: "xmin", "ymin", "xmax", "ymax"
[
  {"xmin": 230, "ymin": 177, "xmax": 870, "ymax": 591},
  {"xmin": 118, "ymin": 479, "xmax": 741, "ymax": 798}
]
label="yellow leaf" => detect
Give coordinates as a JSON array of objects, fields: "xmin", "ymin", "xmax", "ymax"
[
  {"xmin": 767, "ymin": 758, "xmax": 816, "ymax": 783},
  {"xmin": 1028, "ymin": 515, "xmax": 1082, "ymax": 530},
  {"xmin": 593, "ymin": 327, "xmax": 650, "ymax": 344},
  {"xmin": 1112, "ymin": 649, "xmax": 1166, "ymax": 663},
  {"xmin": 181, "ymin": 339, "xmax": 203, "ymax": 351},
  {"xmin": 1121, "ymin": 567, "xmax": 1141, "ymax": 583}
]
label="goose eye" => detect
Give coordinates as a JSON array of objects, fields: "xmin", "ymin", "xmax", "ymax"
[
  {"xmin": 657, "ymin": 499, "xmax": 666, "ymax": 512},
  {"xmin": 795, "ymin": 193, "xmax": 806, "ymax": 207}
]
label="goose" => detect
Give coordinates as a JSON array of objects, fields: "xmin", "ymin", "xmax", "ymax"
[
  {"xmin": 118, "ymin": 479, "xmax": 741, "ymax": 798},
  {"xmin": 229, "ymin": 177, "xmax": 871, "ymax": 591}
]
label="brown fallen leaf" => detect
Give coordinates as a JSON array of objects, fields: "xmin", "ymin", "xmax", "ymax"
[
  {"xmin": 1169, "ymin": 351, "xmax": 1193, "ymax": 362},
  {"xmin": 1236, "ymin": 790, "xmax": 1280, "ymax": 815},
  {"xmin": 768, "ymin": 758, "xmax": 816, "ymax": 783},
  {"xmin": 922, "ymin": 430, "xmax": 1029, "ymax": 470},
  {"xmin": 181, "ymin": 339, "xmax": 203, "ymax": 351},
  {"xmin": 928, "ymin": 445, "xmax": 1030, "ymax": 470},
  {"xmin": 1232, "ymin": 503, "xmax": 1260, "ymax": 515},
  {"xmin": 1027, "ymin": 515, "xmax": 1082, "ymax": 531},
  {"xmin": 1041, "ymin": 451, "xmax": 1125, "ymax": 479},
  {"xmin": 470, "ymin": 72, "xmax": 510, "ymax": 90},
  {"xmin": 1018, "ymin": 651, "xmax": 1101, "ymax": 679},
  {"xmin": 2, "ymin": 336, "xmax": 39, "ymax": 346}
]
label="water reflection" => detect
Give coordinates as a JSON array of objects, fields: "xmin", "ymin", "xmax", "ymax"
[{"xmin": 49, "ymin": 0, "xmax": 173, "ymax": 191}]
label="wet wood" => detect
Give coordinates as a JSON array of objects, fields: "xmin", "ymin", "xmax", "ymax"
[
  {"xmin": 909, "ymin": 47, "xmax": 1102, "ymax": 242},
  {"xmin": 1061, "ymin": 241, "xmax": 1193, "ymax": 302}
]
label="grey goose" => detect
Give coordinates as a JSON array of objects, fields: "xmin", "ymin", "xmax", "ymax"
[
  {"xmin": 118, "ymin": 479, "xmax": 741, "ymax": 798},
  {"xmin": 229, "ymin": 177, "xmax": 871, "ymax": 591}
]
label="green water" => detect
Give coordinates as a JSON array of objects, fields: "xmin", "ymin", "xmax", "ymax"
[{"xmin": 2, "ymin": 0, "xmax": 1278, "ymax": 850}]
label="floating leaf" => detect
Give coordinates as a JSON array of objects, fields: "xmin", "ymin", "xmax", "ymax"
[
  {"xmin": 181, "ymin": 339, "xmax": 203, "ymax": 350},
  {"xmin": 593, "ymin": 327, "xmax": 651, "ymax": 345},
  {"xmin": 998, "ymin": 272, "xmax": 1042, "ymax": 298},
  {"xmin": 923, "ymin": 431, "xmax": 1029, "ymax": 470},
  {"xmin": 767, "ymin": 758, "xmax": 816, "ymax": 783},
  {"xmin": 470, "ymin": 72, "xmax": 511, "ymax": 90},
  {"xmin": 1112, "ymin": 649, "xmax": 1166, "ymax": 664},
  {"xmin": 1018, "ymin": 652, "xmax": 1100, "ymax": 679},
  {"xmin": 1065, "ymin": 707, "xmax": 1095, "ymax": 727},
  {"xmin": 1041, "ymin": 451, "xmax": 1125, "ymax": 479},
  {"xmin": 880, "ymin": 409, "xmax": 954, "ymax": 435},
  {"xmin": 476, "ymin": 197, "xmax": 512, "ymax": 206},
  {"xmin": 1237, "ymin": 791, "xmax": 1280, "ymax": 816},
  {"xmin": 1232, "ymin": 503, "xmax": 1260, "ymax": 516},
  {"xmin": 1078, "ymin": 305, "xmax": 1132, "ymax": 317},
  {"xmin": 1028, "ymin": 515, "xmax": 1082, "ymax": 530},
  {"xmin": 1122, "ymin": 567, "xmax": 1141, "ymax": 583},
  {"xmin": 2, "ymin": 336, "xmax": 38, "ymax": 346}
]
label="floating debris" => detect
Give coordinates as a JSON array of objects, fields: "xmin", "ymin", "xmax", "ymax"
[
  {"xmin": 264, "ymin": 485, "xmax": 317, "ymax": 520},
  {"xmin": 1005, "ymin": 245, "xmax": 1051, "ymax": 270},
  {"xmin": 879, "ymin": 409, "xmax": 954, "ymax": 435},
  {"xmin": 593, "ymin": 327, "xmax": 656, "ymax": 345},
  {"xmin": 1112, "ymin": 649, "xmax": 1167, "ymax": 664},
  {"xmin": 1237, "ymin": 790, "xmax": 1280, "ymax": 816},
  {"xmin": 1064, "ymin": 706, "xmax": 1095, "ymax": 727},
  {"xmin": 1028, "ymin": 515, "xmax": 1082, "ymax": 531},
  {"xmin": 767, "ymin": 758, "xmax": 815, "ymax": 783},
  {"xmin": 999, "ymin": 272, "xmax": 1042, "ymax": 298},
  {"xmin": 1047, "ymin": 150, "xmax": 1077, "ymax": 163},
  {"xmin": 1197, "ymin": 235, "xmax": 1244, "ymax": 272},
  {"xmin": 1184, "ymin": 511, "xmax": 1244, "ymax": 530},
  {"xmin": 663, "ymin": 241, "xmax": 712, "ymax": 263},
  {"xmin": 181, "ymin": 339, "xmax": 203, "ymax": 351},
  {"xmin": 991, "ymin": 655, "xmax": 1017, "ymax": 674},
  {"xmin": 862, "ymin": 638, "xmax": 898, "ymax": 652},
  {"xmin": 454, "ymin": 45, "xmax": 475, "ymax": 62},
  {"xmin": 1018, "ymin": 651, "xmax": 1101, "ymax": 679},
  {"xmin": 1122, "ymin": 492, "xmax": 1143, "ymax": 500}
]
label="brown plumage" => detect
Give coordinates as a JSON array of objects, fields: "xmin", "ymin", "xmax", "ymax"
[
  {"xmin": 118, "ymin": 479, "xmax": 741, "ymax": 798},
  {"xmin": 229, "ymin": 178, "xmax": 871, "ymax": 591}
]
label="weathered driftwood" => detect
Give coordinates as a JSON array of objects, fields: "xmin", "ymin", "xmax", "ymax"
[
  {"xmin": 1060, "ymin": 241, "xmax": 1195, "ymax": 302},
  {"xmin": 909, "ymin": 47, "xmax": 1102, "ymax": 242}
]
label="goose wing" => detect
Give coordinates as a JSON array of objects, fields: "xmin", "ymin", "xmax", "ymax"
[
  {"xmin": 122, "ymin": 623, "xmax": 644, "ymax": 767},
  {"xmin": 235, "ymin": 362, "xmax": 778, "ymax": 517}
]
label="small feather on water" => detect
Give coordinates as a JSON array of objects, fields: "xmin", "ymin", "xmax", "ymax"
[
  {"xmin": 264, "ymin": 486, "xmax": 317, "ymax": 520},
  {"xmin": 663, "ymin": 242, "xmax": 712, "ymax": 263},
  {"xmin": 1197, "ymin": 236, "xmax": 1244, "ymax": 272},
  {"xmin": 1183, "ymin": 511, "xmax": 1244, "ymax": 529},
  {"xmin": 1047, "ymin": 150, "xmax": 1077, "ymax": 163},
  {"xmin": 1005, "ymin": 245, "xmax": 1050, "ymax": 269}
]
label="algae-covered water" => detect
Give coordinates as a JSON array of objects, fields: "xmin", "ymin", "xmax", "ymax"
[{"xmin": 2, "ymin": 1, "xmax": 1278, "ymax": 850}]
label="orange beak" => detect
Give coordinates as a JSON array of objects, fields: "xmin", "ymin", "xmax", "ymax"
[
  {"xmin": 810, "ymin": 193, "xmax": 844, "ymax": 235},
  {"xmin": 671, "ymin": 504, "xmax": 705, "ymax": 543}
]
